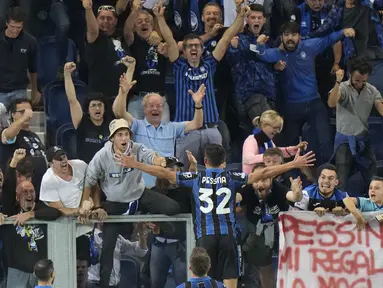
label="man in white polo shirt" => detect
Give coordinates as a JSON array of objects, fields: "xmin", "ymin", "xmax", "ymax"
[{"xmin": 39, "ymin": 146, "xmax": 103, "ymax": 217}]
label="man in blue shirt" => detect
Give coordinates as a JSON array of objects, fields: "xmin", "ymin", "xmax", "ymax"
[
  {"xmin": 251, "ymin": 21, "xmax": 355, "ymax": 164},
  {"xmin": 34, "ymin": 259, "xmax": 55, "ymax": 288},
  {"xmin": 153, "ymin": 1, "xmax": 247, "ymax": 167},
  {"xmin": 115, "ymin": 144, "xmax": 315, "ymax": 288},
  {"xmin": 177, "ymin": 247, "xmax": 225, "ymax": 288}
]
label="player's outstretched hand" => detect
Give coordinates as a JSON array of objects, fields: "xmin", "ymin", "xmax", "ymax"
[{"xmin": 292, "ymin": 149, "xmax": 316, "ymax": 168}]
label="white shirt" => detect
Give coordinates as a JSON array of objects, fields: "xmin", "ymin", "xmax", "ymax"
[
  {"xmin": 39, "ymin": 159, "xmax": 88, "ymax": 208},
  {"xmin": 88, "ymin": 228, "xmax": 148, "ymax": 286}
]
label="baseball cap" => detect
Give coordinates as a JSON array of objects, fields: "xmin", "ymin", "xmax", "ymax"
[
  {"xmin": 109, "ymin": 119, "xmax": 132, "ymax": 139},
  {"xmin": 46, "ymin": 146, "xmax": 67, "ymax": 162},
  {"xmin": 165, "ymin": 157, "xmax": 184, "ymax": 168}
]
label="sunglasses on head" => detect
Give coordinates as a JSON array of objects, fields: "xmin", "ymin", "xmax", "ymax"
[{"xmin": 97, "ymin": 5, "xmax": 116, "ymax": 13}]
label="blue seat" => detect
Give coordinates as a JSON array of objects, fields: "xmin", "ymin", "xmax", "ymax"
[
  {"xmin": 119, "ymin": 256, "xmax": 141, "ymax": 288},
  {"xmin": 37, "ymin": 36, "xmax": 77, "ymax": 87},
  {"xmin": 43, "ymin": 79, "xmax": 87, "ymax": 145},
  {"xmin": 56, "ymin": 123, "xmax": 77, "ymax": 159}
]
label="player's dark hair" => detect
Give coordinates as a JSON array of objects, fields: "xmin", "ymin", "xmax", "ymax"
[
  {"xmin": 182, "ymin": 33, "xmax": 203, "ymax": 50},
  {"xmin": 249, "ymin": 4, "xmax": 266, "ymax": 16},
  {"xmin": 7, "ymin": 6, "xmax": 26, "ymax": 23},
  {"xmin": 83, "ymin": 92, "xmax": 106, "ymax": 113},
  {"xmin": 280, "ymin": 21, "xmax": 300, "ymax": 35},
  {"xmin": 204, "ymin": 144, "xmax": 226, "ymax": 167},
  {"xmin": 317, "ymin": 163, "xmax": 337, "ymax": 178},
  {"xmin": 348, "ymin": 56, "xmax": 372, "ymax": 76},
  {"xmin": 190, "ymin": 247, "xmax": 211, "ymax": 277},
  {"xmin": 263, "ymin": 148, "xmax": 284, "ymax": 159},
  {"xmin": 34, "ymin": 259, "xmax": 54, "ymax": 282}
]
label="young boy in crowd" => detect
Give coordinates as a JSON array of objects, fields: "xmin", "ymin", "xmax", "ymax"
[{"xmin": 343, "ymin": 176, "xmax": 383, "ymax": 229}]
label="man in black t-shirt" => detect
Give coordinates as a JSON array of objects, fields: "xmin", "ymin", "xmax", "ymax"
[
  {"xmin": 124, "ymin": 2, "xmax": 169, "ymax": 121},
  {"xmin": 83, "ymin": 0, "xmax": 128, "ymax": 103},
  {"xmin": 64, "ymin": 62, "xmax": 113, "ymax": 163},
  {"xmin": 0, "ymin": 98, "xmax": 47, "ymax": 197},
  {"xmin": 238, "ymin": 163, "xmax": 303, "ymax": 288}
]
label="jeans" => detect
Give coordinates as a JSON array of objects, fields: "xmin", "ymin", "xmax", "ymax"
[
  {"xmin": 0, "ymin": 0, "xmax": 32, "ymax": 31},
  {"xmin": 150, "ymin": 240, "xmax": 187, "ymax": 288},
  {"xmin": 0, "ymin": 90, "xmax": 27, "ymax": 107},
  {"xmin": 336, "ymin": 142, "xmax": 377, "ymax": 191},
  {"xmin": 6, "ymin": 268, "xmax": 36, "ymax": 288},
  {"xmin": 99, "ymin": 189, "xmax": 180, "ymax": 287},
  {"xmin": 50, "ymin": 0, "xmax": 70, "ymax": 65},
  {"xmin": 175, "ymin": 127, "xmax": 223, "ymax": 168},
  {"xmin": 127, "ymin": 94, "xmax": 170, "ymax": 122},
  {"xmin": 282, "ymin": 98, "xmax": 333, "ymax": 165},
  {"xmin": 235, "ymin": 94, "xmax": 273, "ymax": 136}
]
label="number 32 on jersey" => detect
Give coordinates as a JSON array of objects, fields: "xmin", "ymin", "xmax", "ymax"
[{"xmin": 199, "ymin": 187, "xmax": 232, "ymax": 215}]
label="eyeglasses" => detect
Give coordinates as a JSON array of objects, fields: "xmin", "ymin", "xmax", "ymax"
[
  {"xmin": 15, "ymin": 109, "xmax": 26, "ymax": 114},
  {"xmin": 145, "ymin": 104, "xmax": 164, "ymax": 110},
  {"xmin": 89, "ymin": 103, "xmax": 104, "ymax": 109},
  {"xmin": 185, "ymin": 44, "xmax": 202, "ymax": 50},
  {"xmin": 97, "ymin": 5, "xmax": 116, "ymax": 13}
]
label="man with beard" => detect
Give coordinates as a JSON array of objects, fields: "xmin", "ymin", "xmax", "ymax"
[
  {"xmin": 227, "ymin": 4, "xmax": 277, "ymax": 134},
  {"xmin": 84, "ymin": 118, "xmax": 180, "ymax": 287},
  {"xmin": 251, "ymin": 21, "xmax": 355, "ymax": 164},
  {"xmin": 292, "ymin": 163, "xmax": 348, "ymax": 216},
  {"xmin": 291, "ymin": 0, "xmax": 342, "ymax": 104},
  {"xmin": 238, "ymin": 163, "xmax": 303, "ymax": 288},
  {"xmin": 328, "ymin": 57, "xmax": 383, "ymax": 191},
  {"xmin": 123, "ymin": 0, "xmax": 169, "ymax": 120},
  {"xmin": 154, "ymin": 0, "xmax": 248, "ymax": 166},
  {"xmin": 0, "ymin": 179, "xmax": 60, "ymax": 288}
]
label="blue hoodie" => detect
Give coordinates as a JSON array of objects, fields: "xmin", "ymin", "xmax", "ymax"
[{"xmin": 250, "ymin": 30, "xmax": 344, "ymax": 103}]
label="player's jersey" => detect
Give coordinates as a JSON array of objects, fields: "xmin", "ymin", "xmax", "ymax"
[
  {"xmin": 176, "ymin": 276, "xmax": 226, "ymax": 288},
  {"xmin": 177, "ymin": 168, "xmax": 248, "ymax": 239}
]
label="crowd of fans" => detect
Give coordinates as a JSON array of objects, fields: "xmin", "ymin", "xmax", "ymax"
[{"xmin": 0, "ymin": 0, "xmax": 383, "ymax": 287}]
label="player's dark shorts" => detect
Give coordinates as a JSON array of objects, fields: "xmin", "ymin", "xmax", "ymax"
[{"xmin": 196, "ymin": 234, "xmax": 240, "ymax": 280}]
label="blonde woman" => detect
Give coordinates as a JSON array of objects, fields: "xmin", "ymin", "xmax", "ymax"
[{"xmin": 242, "ymin": 110, "xmax": 307, "ymax": 174}]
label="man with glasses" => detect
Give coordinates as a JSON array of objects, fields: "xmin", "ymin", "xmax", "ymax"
[
  {"xmin": 0, "ymin": 98, "xmax": 46, "ymax": 197},
  {"xmin": 64, "ymin": 62, "xmax": 113, "ymax": 163},
  {"xmin": 153, "ymin": 1, "xmax": 248, "ymax": 166},
  {"xmin": 82, "ymin": 0, "xmax": 128, "ymax": 110},
  {"xmin": 113, "ymin": 56, "xmax": 204, "ymax": 187}
]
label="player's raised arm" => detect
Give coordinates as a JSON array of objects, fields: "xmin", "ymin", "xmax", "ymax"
[{"xmin": 247, "ymin": 150, "xmax": 316, "ymax": 184}]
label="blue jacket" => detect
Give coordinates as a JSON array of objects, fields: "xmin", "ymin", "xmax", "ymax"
[
  {"xmin": 251, "ymin": 30, "xmax": 344, "ymax": 103},
  {"xmin": 227, "ymin": 29, "xmax": 276, "ymax": 102},
  {"xmin": 297, "ymin": 3, "xmax": 329, "ymax": 37}
]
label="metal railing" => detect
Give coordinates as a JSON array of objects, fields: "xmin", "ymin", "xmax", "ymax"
[{"xmin": 3, "ymin": 214, "xmax": 195, "ymax": 288}]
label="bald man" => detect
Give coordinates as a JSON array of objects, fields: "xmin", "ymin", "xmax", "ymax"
[{"xmin": 0, "ymin": 180, "xmax": 60, "ymax": 288}]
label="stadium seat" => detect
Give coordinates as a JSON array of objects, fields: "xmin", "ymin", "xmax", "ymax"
[
  {"xmin": 43, "ymin": 79, "xmax": 87, "ymax": 146},
  {"xmin": 119, "ymin": 256, "xmax": 141, "ymax": 288},
  {"xmin": 37, "ymin": 36, "xmax": 77, "ymax": 88},
  {"xmin": 368, "ymin": 59, "xmax": 383, "ymax": 96},
  {"xmin": 56, "ymin": 123, "xmax": 77, "ymax": 159}
]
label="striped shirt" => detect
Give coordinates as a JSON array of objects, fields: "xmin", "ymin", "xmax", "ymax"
[
  {"xmin": 173, "ymin": 55, "xmax": 219, "ymax": 124},
  {"xmin": 176, "ymin": 169, "xmax": 248, "ymax": 239}
]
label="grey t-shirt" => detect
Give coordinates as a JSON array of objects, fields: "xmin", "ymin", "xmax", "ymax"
[
  {"xmin": 336, "ymin": 80, "xmax": 382, "ymax": 136},
  {"xmin": 85, "ymin": 141, "xmax": 155, "ymax": 203}
]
